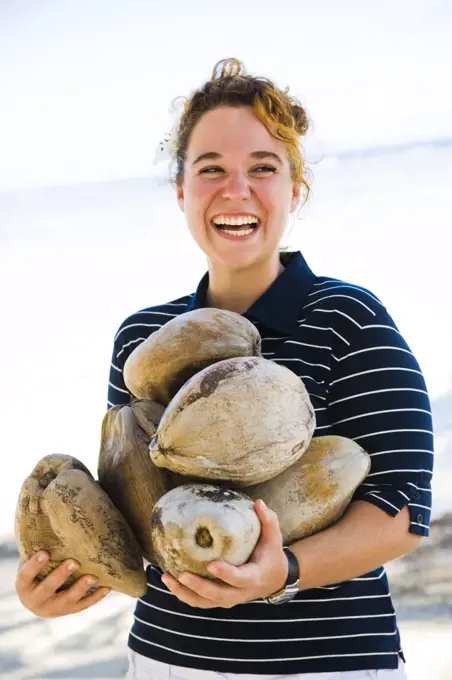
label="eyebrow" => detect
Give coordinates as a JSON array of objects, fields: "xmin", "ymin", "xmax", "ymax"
[{"xmin": 192, "ymin": 150, "xmax": 284, "ymax": 166}]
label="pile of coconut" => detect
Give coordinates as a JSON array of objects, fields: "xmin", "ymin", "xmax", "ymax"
[{"xmin": 15, "ymin": 309, "xmax": 370, "ymax": 598}]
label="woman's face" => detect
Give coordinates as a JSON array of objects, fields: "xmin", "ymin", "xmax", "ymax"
[{"xmin": 177, "ymin": 106, "xmax": 300, "ymax": 271}]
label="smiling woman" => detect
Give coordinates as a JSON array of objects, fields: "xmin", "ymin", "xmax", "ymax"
[
  {"xmin": 15, "ymin": 58, "xmax": 431, "ymax": 680},
  {"xmin": 177, "ymin": 104, "xmax": 308, "ymax": 312},
  {"xmin": 166, "ymin": 60, "xmax": 311, "ymax": 316}
]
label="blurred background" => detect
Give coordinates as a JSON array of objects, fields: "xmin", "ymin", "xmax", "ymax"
[{"xmin": 1, "ymin": 1, "xmax": 451, "ymax": 678}]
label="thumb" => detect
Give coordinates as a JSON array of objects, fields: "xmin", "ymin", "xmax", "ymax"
[{"xmin": 254, "ymin": 499, "xmax": 283, "ymax": 547}]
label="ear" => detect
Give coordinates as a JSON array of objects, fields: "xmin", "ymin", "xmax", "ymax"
[
  {"xmin": 177, "ymin": 185, "xmax": 185, "ymax": 213},
  {"xmin": 290, "ymin": 183, "xmax": 302, "ymax": 213}
]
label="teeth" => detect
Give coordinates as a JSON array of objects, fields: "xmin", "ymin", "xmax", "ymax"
[
  {"xmin": 213, "ymin": 216, "xmax": 259, "ymax": 226},
  {"xmin": 219, "ymin": 227, "xmax": 254, "ymax": 236}
]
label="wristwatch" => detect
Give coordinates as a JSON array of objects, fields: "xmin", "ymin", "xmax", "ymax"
[{"xmin": 264, "ymin": 547, "xmax": 300, "ymax": 605}]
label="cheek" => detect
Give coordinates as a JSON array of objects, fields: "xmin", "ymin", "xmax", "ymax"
[
  {"xmin": 185, "ymin": 180, "xmax": 214, "ymax": 214},
  {"xmin": 259, "ymin": 180, "xmax": 292, "ymax": 214},
  {"xmin": 263, "ymin": 197, "xmax": 290, "ymax": 226},
  {"xmin": 184, "ymin": 185, "xmax": 213, "ymax": 243}
]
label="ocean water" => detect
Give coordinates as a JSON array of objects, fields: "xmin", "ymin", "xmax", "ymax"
[{"xmin": 1, "ymin": 141, "xmax": 451, "ymax": 537}]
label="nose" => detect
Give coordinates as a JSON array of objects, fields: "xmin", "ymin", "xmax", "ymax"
[{"xmin": 221, "ymin": 171, "xmax": 251, "ymax": 201}]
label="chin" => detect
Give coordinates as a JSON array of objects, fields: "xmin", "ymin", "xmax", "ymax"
[{"xmin": 210, "ymin": 247, "xmax": 273, "ymax": 272}]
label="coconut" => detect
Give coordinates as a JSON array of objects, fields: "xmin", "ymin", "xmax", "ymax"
[
  {"xmin": 149, "ymin": 356, "xmax": 316, "ymax": 486},
  {"xmin": 151, "ymin": 484, "xmax": 261, "ymax": 578},
  {"xmin": 123, "ymin": 308, "xmax": 262, "ymax": 405},
  {"xmin": 98, "ymin": 399, "xmax": 177, "ymax": 564},
  {"xmin": 15, "ymin": 454, "xmax": 146, "ymax": 597},
  {"xmin": 245, "ymin": 435, "xmax": 371, "ymax": 543}
]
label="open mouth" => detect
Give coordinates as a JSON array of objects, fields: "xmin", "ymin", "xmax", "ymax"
[{"xmin": 211, "ymin": 219, "xmax": 261, "ymax": 238}]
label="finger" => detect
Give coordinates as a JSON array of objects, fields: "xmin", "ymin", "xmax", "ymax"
[
  {"xmin": 27, "ymin": 559, "xmax": 80, "ymax": 608},
  {"xmin": 56, "ymin": 574, "xmax": 100, "ymax": 605},
  {"xmin": 42, "ymin": 575, "xmax": 110, "ymax": 617},
  {"xmin": 253, "ymin": 500, "xmax": 283, "ymax": 548},
  {"xmin": 16, "ymin": 551, "xmax": 50, "ymax": 596},
  {"xmin": 162, "ymin": 574, "xmax": 233, "ymax": 609},
  {"xmin": 63, "ymin": 585, "xmax": 112, "ymax": 615},
  {"xmin": 207, "ymin": 561, "xmax": 260, "ymax": 588},
  {"xmin": 177, "ymin": 571, "xmax": 244, "ymax": 605}
]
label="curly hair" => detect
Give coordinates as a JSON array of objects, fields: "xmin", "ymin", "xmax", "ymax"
[{"xmin": 169, "ymin": 58, "xmax": 312, "ymax": 206}]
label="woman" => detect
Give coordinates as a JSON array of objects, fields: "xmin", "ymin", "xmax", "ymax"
[{"xmin": 16, "ymin": 58, "xmax": 433, "ymax": 679}]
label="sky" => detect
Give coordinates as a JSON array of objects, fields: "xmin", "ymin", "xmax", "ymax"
[{"xmin": 1, "ymin": 0, "xmax": 452, "ymax": 190}]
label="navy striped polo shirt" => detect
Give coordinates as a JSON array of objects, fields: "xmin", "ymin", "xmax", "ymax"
[{"xmin": 107, "ymin": 250, "xmax": 433, "ymax": 675}]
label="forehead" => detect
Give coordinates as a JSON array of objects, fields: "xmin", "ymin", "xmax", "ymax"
[{"xmin": 186, "ymin": 106, "xmax": 286, "ymax": 160}]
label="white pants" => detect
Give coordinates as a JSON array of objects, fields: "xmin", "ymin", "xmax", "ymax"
[{"xmin": 126, "ymin": 650, "xmax": 407, "ymax": 679}]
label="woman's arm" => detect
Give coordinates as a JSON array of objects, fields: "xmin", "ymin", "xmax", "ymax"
[
  {"xmin": 160, "ymin": 492, "xmax": 425, "ymax": 608},
  {"xmin": 290, "ymin": 501, "xmax": 422, "ymax": 592},
  {"xmin": 286, "ymin": 301, "xmax": 434, "ymax": 590},
  {"xmin": 285, "ymin": 300, "xmax": 434, "ymax": 590},
  {"xmin": 324, "ymin": 302, "xmax": 434, "ymax": 539}
]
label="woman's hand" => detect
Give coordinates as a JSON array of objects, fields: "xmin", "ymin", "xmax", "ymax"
[
  {"xmin": 15, "ymin": 551, "xmax": 111, "ymax": 618},
  {"xmin": 161, "ymin": 500, "xmax": 289, "ymax": 609}
]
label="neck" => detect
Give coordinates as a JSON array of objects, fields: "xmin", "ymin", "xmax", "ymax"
[{"xmin": 206, "ymin": 253, "xmax": 284, "ymax": 314}]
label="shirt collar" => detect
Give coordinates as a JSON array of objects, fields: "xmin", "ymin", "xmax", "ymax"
[{"xmin": 187, "ymin": 251, "xmax": 316, "ymax": 335}]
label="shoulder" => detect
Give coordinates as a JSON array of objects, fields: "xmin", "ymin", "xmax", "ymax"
[
  {"xmin": 306, "ymin": 275, "xmax": 390, "ymax": 328},
  {"xmin": 302, "ymin": 275, "xmax": 404, "ymax": 354},
  {"xmin": 112, "ymin": 293, "xmax": 193, "ymax": 355}
]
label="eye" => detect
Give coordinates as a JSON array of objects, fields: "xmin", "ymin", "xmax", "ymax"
[
  {"xmin": 198, "ymin": 165, "xmax": 277, "ymax": 175},
  {"xmin": 199, "ymin": 166, "xmax": 223, "ymax": 174},
  {"xmin": 253, "ymin": 165, "xmax": 277, "ymax": 174}
]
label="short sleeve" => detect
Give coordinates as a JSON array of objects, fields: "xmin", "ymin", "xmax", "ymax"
[
  {"xmin": 106, "ymin": 306, "xmax": 168, "ymax": 410},
  {"xmin": 107, "ymin": 330, "xmax": 133, "ymax": 410},
  {"xmin": 327, "ymin": 307, "xmax": 434, "ymax": 537}
]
